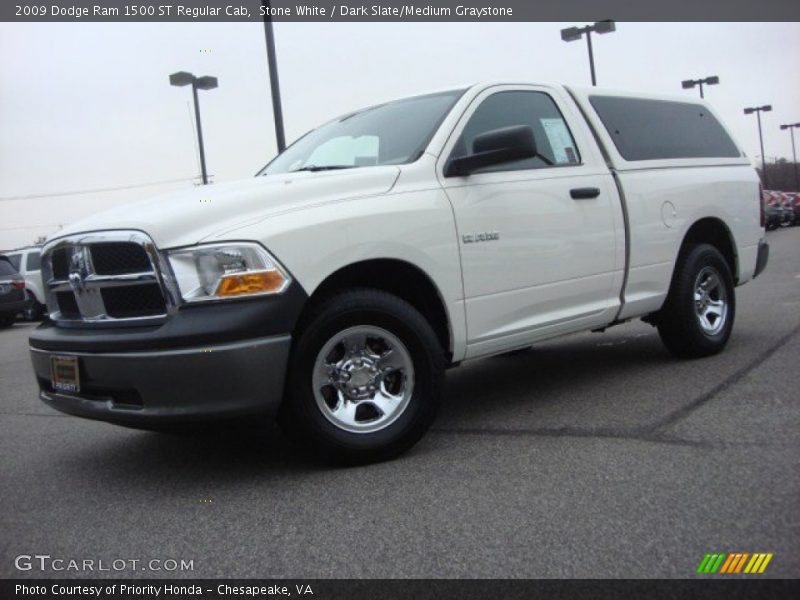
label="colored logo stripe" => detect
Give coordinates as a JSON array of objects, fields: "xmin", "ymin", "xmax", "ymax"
[
  {"xmin": 697, "ymin": 553, "xmax": 726, "ymax": 573},
  {"xmin": 698, "ymin": 552, "xmax": 773, "ymax": 574},
  {"xmin": 744, "ymin": 553, "xmax": 774, "ymax": 574}
]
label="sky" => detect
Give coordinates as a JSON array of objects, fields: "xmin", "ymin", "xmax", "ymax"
[{"xmin": 1, "ymin": 21, "xmax": 799, "ymax": 250}]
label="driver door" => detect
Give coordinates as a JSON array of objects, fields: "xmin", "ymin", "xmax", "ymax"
[{"xmin": 437, "ymin": 85, "xmax": 623, "ymax": 358}]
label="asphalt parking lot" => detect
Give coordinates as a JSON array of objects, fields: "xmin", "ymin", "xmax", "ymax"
[{"xmin": 1, "ymin": 229, "xmax": 798, "ymax": 579}]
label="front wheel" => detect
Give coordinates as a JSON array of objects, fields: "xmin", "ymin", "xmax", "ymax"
[
  {"xmin": 656, "ymin": 243, "xmax": 735, "ymax": 358},
  {"xmin": 279, "ymin": 289, "xmax": 444, "ymax": 464}
]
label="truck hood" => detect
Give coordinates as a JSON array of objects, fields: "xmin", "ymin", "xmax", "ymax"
[{"xmin": 51, "ymin": 166, "xmax": 401, "ymax": 248}]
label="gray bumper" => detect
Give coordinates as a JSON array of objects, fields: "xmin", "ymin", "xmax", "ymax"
[{"xmin": 30, "ymin": 335, "xmax": 291, "ymax": 425}]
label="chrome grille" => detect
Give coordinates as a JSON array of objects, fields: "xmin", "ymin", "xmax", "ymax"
[
  {"xmin": 42, "ymin": 231, "xmax": 178, "ymax": 326},
  {"xmin": 90, "ymin": 242, "xmax": 152, "ymax": 275}
]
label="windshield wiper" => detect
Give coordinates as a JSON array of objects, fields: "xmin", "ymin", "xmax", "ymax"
[{"xmin": 291, "ymin": 165, "xmax": 355, "ymax": 173}]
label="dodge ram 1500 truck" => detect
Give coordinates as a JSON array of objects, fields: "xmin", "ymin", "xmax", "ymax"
[{"xmin": 29, "ymin": 83, "xmax": 769, "ymax": 463}]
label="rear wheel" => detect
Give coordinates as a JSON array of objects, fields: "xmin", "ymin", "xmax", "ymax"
[
  {"xmin": 22, "ymin": 292, "xmax": 44, "ymax": 321},
  {"xmin": 279, "ymin": 289, "xmax": 444, "ymax": 464},
  {"xmin": 656, "ymin": 243, "xmax": 735, "ymax": 358}
]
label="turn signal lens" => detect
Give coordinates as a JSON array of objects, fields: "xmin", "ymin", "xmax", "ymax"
[
  {"xmin": 216, "ymin": 271, "xmax": 287, "ymax": 297},
  {"xmin": 11, "ymin": 281, "xmax": 25, "ymax": 289}
]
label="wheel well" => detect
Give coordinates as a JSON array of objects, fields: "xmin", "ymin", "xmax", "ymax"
[
  {"xmin": 681, "ymin": 218, "xmax": 738, "ymax": 282},
  {"xmin": 304, "ymin": 259, "xmax": 452, "ymax": 359}
]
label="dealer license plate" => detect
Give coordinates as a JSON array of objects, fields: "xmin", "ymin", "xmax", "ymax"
[{"xmin": 51, "ymin": 355, "xmax": 80, "ymax": 393}]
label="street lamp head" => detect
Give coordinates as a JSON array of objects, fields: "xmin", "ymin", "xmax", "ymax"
[
  {"xmin": 169, "ymin": 71, "xmax": 195, "ymax": 87},
  {"xmin": 593, "ymin": 20, "xmax": 616, "ymax": 35},
  {"xmin": 744, "ymin": 108, "xmax": 755, "ymax": 115},
  {"xmin": 705, "ymin": 76, "xmax": 720, "ymax": 85},
  {"xmin": 762, "ymin": 105, "xmax": 772, "ymax": 112},
  {"xmin": 781, "ymin": 124, "xmax": 789, "ymax": 130},
  {"xmin": 682, "ymin": 79, "xmax": 696, "ymax": 89},
  {"xmin": 560, "ymin": 26, "xmax": 582, "ymax": 42},
  {"xmin": 195, "ymin": 76, "xmax": 219, "ymax": 91}
]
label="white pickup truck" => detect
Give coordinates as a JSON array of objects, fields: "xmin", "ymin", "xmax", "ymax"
[{"xmin": 29, "ymin": 82, "xmax": 768, "ymax": 463}]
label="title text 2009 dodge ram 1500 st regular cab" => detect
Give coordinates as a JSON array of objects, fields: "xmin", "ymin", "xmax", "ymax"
[{"xmin": 29, "ymin": 83, "xmax": 769, "ymax": 463}]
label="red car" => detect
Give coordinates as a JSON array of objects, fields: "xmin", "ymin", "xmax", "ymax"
[
  {"xmin": 763, "ymin": 190, "xmax": 782, "ymax": 230},
  {"xmin": 785, "ymin": 191, "xmax": 800, "ymax": 225},
  {"xmin": 763, "ymin": 190, "xmax": 795, "ymax": 229}
]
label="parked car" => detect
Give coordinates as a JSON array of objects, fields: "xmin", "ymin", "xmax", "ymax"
[
  {"xmin": 28, "ymin": 83, "xmax": 768, "ymax": 463},
  {"xmin": 778, "ymin": 192, "xmax": 796, "ymax": 227},
  {"xmin": 4, "ymin": 246, "xmax": 45, "ymax": 320},
  {"xmin": 763, "ymin": 190, "xmax": 792, "ymax": 230},
  {"xmin": 0, "ymin": 256, "xmax": 26, "ymax": 328},
  {"xmin": 784, "ymin": 191, "xmax": 800, "ymax": 226},
  {"xmin": 762, "ymin": 190, "xmax": 779, "ymax": 230}
]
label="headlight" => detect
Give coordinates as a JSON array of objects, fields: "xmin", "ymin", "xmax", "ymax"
[{"xmin": 166, "ymin": 242, "xmax": 291, "ymax": 303}]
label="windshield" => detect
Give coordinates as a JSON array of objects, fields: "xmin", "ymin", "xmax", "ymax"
[{"xmin": 259, "ymin": 89, "xmax": 466, "ymax": 176}]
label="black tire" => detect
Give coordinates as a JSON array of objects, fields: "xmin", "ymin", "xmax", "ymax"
[
  {"xmin": 279, "ymin": 289, "xmax": 444, "ymax": 465},
  {"xmin": 656, "ymin": 243, "xmax": 735, "ymax": 358},
  {"xmin": 22, "ymin": 292, "xmax": 44, "ymax": 321}
]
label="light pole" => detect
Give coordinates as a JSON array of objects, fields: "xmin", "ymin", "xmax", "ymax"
[
  {"xmin": 560, "ymin": 20, "xmax": 616, "ymax": 87},
  {"xmin": 169, "ymin": 71, "xmax": 218, "ymax": 185},
  {"xmin": 744, "ymin": 105, "xmax": 772, "ymax": 189},
  {"xmin": 681, "ymin": 76, "xmax": 719, "ymax": 99},
  {"xmin": 262, "ymin": 0, "xmax": 286, "ymax": 153},
  {"xmin": 780, "ymin": 123, "xmax": 800, "ymax": 191}
]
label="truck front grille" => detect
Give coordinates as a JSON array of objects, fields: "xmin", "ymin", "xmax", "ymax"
[
  {"xmin": 42, "ymin": 231, "xmax": 176, "ymax": 326},
  {"xmin": 56, "ymin": 291, "xmax": 80, "ymax": 318},
  {"xmin": 90, "ymin": 242, "xmax": 152, "ymax": 275},
  {"xmin": 100, "ymin": 284, "xmax": 166, "ymax": 318},
  {"xmin": 51, "ymin": 248, "xmax": 70, "ymax": 279}
]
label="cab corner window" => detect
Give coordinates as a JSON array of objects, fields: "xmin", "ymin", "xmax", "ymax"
[{"xmin": 453, "ymin": 90, "xmax": 581, "ymax": 173}]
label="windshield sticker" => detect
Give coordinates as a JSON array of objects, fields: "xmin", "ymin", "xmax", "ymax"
[{"xmin": 541, "ymin": 118, "xmax": 578, "ymax": 164}]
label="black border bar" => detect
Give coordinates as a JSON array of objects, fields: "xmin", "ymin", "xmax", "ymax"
[
  {"xmin": 4, "ymin": 579, "xmax": 800, "ymax": 600},
  {"xmin": 3, "ymin": 0, "xmax": 800, "ymax": 22}
]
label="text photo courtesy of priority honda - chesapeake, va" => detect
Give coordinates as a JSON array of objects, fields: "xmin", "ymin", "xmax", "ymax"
[{"xmin": 1, "ymin": 2, "xmax": 799, "ymax": 598}]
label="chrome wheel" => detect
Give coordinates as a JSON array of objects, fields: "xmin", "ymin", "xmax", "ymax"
[
  {"xmin": 694, "ymin": 266, "xmax": 728, "ymax": 335},
  {"xmin": 312, "ymin": 325, "xmax": 415, "ymax": 434}
]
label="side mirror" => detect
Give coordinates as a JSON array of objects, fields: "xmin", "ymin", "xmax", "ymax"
[{"xmin": 445, "ymin": 125, "xmax": 538, "ymax": 177}]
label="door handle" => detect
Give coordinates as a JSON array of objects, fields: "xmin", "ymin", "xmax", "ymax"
[{"xmin": 570, "ymin": 187, "xmax": 601, "ymax": 200}]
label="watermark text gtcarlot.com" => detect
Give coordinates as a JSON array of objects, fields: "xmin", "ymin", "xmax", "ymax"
[{"xmin": 14, "ymin": 554, "xmax": 194, "ymax": 572}]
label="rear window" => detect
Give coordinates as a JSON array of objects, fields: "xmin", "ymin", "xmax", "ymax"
[
  {"xmin": 5, "ymin": 254, "xmax": 21, "ymax": 271},
  {"xmin": 0, "ymin": 258, "xmax": 18, "ymax": 276},
  {"xmin": 589, "ymin": 96, "xmax": 741, "ymax": 161}
]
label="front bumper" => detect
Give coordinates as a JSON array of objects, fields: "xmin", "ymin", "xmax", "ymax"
[
  {"xmin": 754, "ymin": 238, "xmax": 769, "ymax": 279},
  {"xmin": 30, "ymin": 335, "xmax": 291, "ymax": 424},
  {"xmin": 28, "ymin": 281, "xmax": 308, "ymax": 425}
]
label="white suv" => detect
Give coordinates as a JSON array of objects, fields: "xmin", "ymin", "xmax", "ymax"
[{"xmin": 5, "ymin": 246, "xmax": 44, "ymax": 320}]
